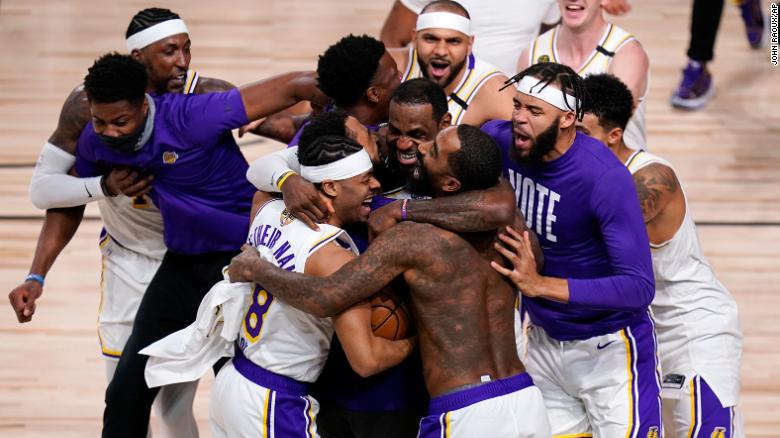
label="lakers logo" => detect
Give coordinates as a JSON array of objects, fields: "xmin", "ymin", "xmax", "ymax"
[
  {"xmin": 537, "ymin": 55, "xmax": 550, "ymax": 63},
  {"xmin": 162, "ymin": 151, "xmax": 179, "ymax": 164},
  {"xmin": 711, "ymin": 427, "xmax": 726, "ymax": 438},
  {"xmin": 646, "ymin": 426, "xmax": 659, "ymax": 438},
  {"xmin": 132, "ymin": 195, "xmax": 150, "ymax": 209},
  {"xmin": 280, "ymin": 209, "xmax": 294, "ymax": 226}
]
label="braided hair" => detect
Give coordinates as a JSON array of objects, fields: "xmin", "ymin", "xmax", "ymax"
[
  {"xmin": 501, "ymin": 62, "xmax": 586, "ymax": 121},
  {"xmin": 125, "ymin": 8, "xmax": 182, "ymax": 38},
  {"xmin": 298, "ymin": 135, "xmax": 364, "ymax": 167}
]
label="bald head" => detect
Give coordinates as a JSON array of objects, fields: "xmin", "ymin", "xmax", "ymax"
[{"xmin": 420, "ymin": 0, "xmax": 470, "ymax": 18}]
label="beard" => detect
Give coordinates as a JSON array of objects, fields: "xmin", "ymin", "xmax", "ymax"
[
  {"xmin": 419, "ymin": 56, "xmax": 467, "ymax": 90},
  {"xmin": 510, "ymin": 118, "xmax": 559, "ymax": 166},
  {"xmin": 409, "ymin": 153, "xmax": 434, "ymax": 197}
]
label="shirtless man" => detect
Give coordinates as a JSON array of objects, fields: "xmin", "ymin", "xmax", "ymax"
[
  {"xmin": 229, "ymin": 125, "xmax": 550, "ymax": 437},
  {"xmin": 210, "ymin": 134, "xmax": 414, "ymax": 437},
  {"xmin": 389, "ymin": 0, "xmax": 514, "ymax": 127}
]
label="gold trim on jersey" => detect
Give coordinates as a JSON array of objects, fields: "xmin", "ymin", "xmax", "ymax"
[
  {"xmin": 308, "ymin": 230, "xmax": 343, "ymax": 254},
  {"xmin": 401, "ymin": 47, "xmax": 501, "ymax": 124},
  {"xmin": 624, "ymin": 150, "xmax": 644, "ymax": 171},
  {"xmin": 578, "ymin": 24, "xmax": 615, "ymax": 74},
  {"xmin": 402, "ymin": 48, "xmax": 420, "ymax": 82},
  {"xmin": 183, "ymin": 70, "xmax": 199, "ymax": 95},
  {"xmin": 531, "ymin": 24, "xmax": 637, "ymax": 75}
]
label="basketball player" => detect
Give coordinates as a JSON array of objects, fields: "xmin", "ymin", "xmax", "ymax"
[
  {"xmin": 229, "ymin": 125, "xmax": 551, "ymax": 437},
  {"xmin": 71, "ymin": 53, "xmax": 326, "ymax": 437},
  {"xmin": 482, "ymin": 62, "xmax": 662, "ymax": 437},
  {"xmin": 246, "ymin": 34, "xmax": 401, "ymax": 229},
  {"xmin": 517, "ymin": 0, "xmax": 650, "ymax": 150},
  {"xmin": 380, "ymin": 0, "xmax": 560, "ymax": 75},
  {"xmin": 389, "ymin": 1, "xmax": 515, "ymax": 127},
  {"xmin": 210, "ymin": 134, "xmax": 415, "ymax": 437},
  {"xmin": 7, "ymin": 8, "xmax": 234, "ymax": 436},
  {"xmin": 577, "ymin": 73, "xmax": 744, "ymax": 437}
]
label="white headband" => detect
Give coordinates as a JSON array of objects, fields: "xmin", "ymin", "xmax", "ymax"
[
  {"xmin": 517, "ymin": 76, "xmax": 580, "ymax": 112},
  {"xmin": 300, "ymin": 149, "xmax": 373, "ymax": 183},
  {"xmin": 416, "ymin": 12, "xmax": 472, "ymax": 36},
  {"xmin": 126, "ymin": 19, "xmax": 189, "ymax": 52}
]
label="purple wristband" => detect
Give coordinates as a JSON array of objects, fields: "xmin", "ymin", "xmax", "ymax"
[{"xmin": 401, "ymin": 199, "xmax": 409, "ymax": 221}]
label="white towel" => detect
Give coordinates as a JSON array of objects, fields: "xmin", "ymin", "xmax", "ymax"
[{"xmin": 141, "ymin": 273, "xmax": 252, "ymax": 388}]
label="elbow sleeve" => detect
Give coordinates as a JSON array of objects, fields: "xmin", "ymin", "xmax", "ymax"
[
  {"xmin": 29, "ymin": 142, "xmax": 104, "ymax": 209},
  {"xmin": 246, "ymin": 146, "xmax": 301, "ymax": 192}
]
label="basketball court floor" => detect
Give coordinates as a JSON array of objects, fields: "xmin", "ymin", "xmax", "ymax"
[{"xmin": 0, "ymin": 0, "xmax": 778, "ymax": 436}]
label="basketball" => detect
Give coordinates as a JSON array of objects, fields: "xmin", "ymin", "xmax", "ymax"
[{"xmin": 370, "ymin": 289, "xmax": 414, "ymax": 341}]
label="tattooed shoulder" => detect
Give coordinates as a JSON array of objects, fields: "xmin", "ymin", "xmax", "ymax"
[
  {"xmin": 632, "ymin": 163, "xmax": 679, "ymax": 221},
  {"xmin": 48, "ymin": 85, "xmax": 91, "ymax": 153}
]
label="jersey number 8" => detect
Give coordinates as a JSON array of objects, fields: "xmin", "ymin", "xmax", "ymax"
[{"xmin": 243, "ymin": 284, "xmax": 274, "ymax": 342}]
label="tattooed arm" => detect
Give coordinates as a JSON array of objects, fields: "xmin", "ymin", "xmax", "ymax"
[
  {"xmin": 368, "ymin": 178, "xmax": 515, "ymax": 238},
  {"xmin": 631, "ymin": 163, "xmax": 679, "ymax": 223},
  {"xmin": 229, "ymin": 221, "xmax": 423, "ymax": 317}
]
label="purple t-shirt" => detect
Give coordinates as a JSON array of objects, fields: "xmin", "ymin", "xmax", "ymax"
[
  {"xmin": 75, "ymin": 89, "xmax": 256, "ymax": 254},
  {"xmin": 482, "ymin": 120, "xmax": 654, "ymax": 341}
]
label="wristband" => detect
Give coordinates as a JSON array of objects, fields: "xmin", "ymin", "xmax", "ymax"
[
  {"xmin": 276, "ymin": 171, "xmax": 297, "ymax": 190},
  {"xmin": 25, "ymin": 274, "xmax": 45, "ymax": 287},
  {"xmin": 401, "ymin": 199, "xmax": 409, "ymax": 221}
]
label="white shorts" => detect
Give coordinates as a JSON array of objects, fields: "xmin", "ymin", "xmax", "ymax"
[
  {"xmin": 98, "ymin": 230, "xmax": 161, "ymax": 359},
  {"xmin": 417, "ymin": 372, "xmax": 549, "ymax": 438},
  {"xmin": 210, "ymin": 356, "xmax": 320, "ymax": 438},
  {"xmin": 525, "ymin": 313, "xmax": 663, "ymax": 437}
]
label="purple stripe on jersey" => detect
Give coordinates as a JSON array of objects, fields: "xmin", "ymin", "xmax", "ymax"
[
  {"xmin": 625, "ymin": 312, "xmax": 663, "ymax": 437},
  {"xmin": 481, "ymin": 119, "xmax": 655, "ymax": 341},
  {"xmin": 233, "ymin": 346, "xmax": 309, "ymax": 396},
  {"xmin": 692, "ymin": 376, "xmax": 734, "ymax": 437},
  {"xmin": 427, "ymin": 372, "xmax": 534, "ymax": 416},
  {"xmin": 271, "ymin": 391, "xmax": 318, "ymax": 438},
  {"xmin": 418, "ymin": 412, "xmax": 447, "ymax": 438}
]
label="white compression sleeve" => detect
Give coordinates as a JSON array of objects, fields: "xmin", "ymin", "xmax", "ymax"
[
  {"xmin": 29, "ymin": 142, "xmax": 105, "ymax": 209},
  {"xmin": 246, "ymin": 146, "xmax": 301, "ymax": 193}
]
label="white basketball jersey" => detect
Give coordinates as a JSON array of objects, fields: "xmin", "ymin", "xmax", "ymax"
[
  {"xmin": 237, "ymin": 199, "xmax": 359, "ymax": 382},
  {"xmin": 530, "ymin": 24, "xmax": 648, "ymax": 151},
  {"xmin": 401, "ymin": 48, "xmax": 504, "ymax": 125},
  {"xmin": 98, "ymin": 195, "xmax": 165, "ymax": 259},
  {"xmin": 626, "ymin": 150, "xmax": 742, "ymax": 406},
  {"xmin": 95, "ymin": 70, "xmax": 201, "ymax": 259}
]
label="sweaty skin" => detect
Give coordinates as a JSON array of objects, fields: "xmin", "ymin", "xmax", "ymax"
[{"xmin": 229, "ymin": 220, "xmax": 524, "ymax": 397}]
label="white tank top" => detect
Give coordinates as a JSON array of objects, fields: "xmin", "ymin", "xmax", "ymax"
[
  {"xmin": 401, "ymin": 48, "xmax": 504, "ymax": 125},
  {"xmin": 96, "ymin": 70, "xmax": 201, "ymax": 259},
  {"xmin": 626, "ymin": 151, "xmax": 742, "ymax": 406},
  {"xmin": 237, "ymin": 199, "xmax": 359, "ymax": 382},
  {"xmin": 531, "ymin": 24, "xmax": 648, "ymax": 151}
]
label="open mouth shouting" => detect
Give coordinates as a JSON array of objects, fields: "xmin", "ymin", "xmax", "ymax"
[
  {"xmin": 513, "ymin": 128, "xmax": 532, "ymax": 151},
  {"xmin": 427, "ymin": 58, "xmax": 451, "ymax": 81}
]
